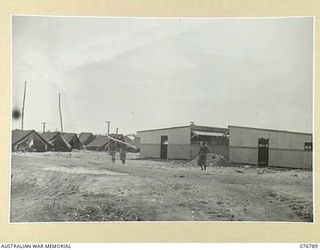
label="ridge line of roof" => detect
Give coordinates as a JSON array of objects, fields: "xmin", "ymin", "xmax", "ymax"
[
  {"xmin": 137, "ymin": 125, "xmax": 229, "ymax": 133},
  {"xmin": 137, "ymin": 125, "xmax": 191, "ymax": 133},
  {"xmin": 228, "ymin": 125, "xmax": 312, "ymax": 135}
]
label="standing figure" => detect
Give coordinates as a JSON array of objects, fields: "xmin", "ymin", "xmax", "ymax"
[
  {"xmin": 198, "ymin": 141, "xmax": 209, "ymax": 170},
  {"xmin": 120, "ymin": 144, "xmax": 127, "ymax": 164},
  {"xmin": 108, "ymin": 140, "xmax": 117, "ymax": 163}
]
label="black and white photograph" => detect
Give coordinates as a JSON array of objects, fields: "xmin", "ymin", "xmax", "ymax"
[{"xmin": 11, "ymin": 16, "xmax": 313, "ymax": 222}]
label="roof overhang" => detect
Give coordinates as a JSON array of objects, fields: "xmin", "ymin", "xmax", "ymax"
[{"xmin": 192, "ymin": 130, "xmax": 227, "ymax": 137}]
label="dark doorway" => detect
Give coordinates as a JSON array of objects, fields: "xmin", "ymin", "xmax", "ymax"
[
  {"xmin": 160, "ymin": 135, "xmax": 168, "ymax": 159},
  {"xmin": 258, "ymin": 138, "xmax": 269, "ymax": 167}
]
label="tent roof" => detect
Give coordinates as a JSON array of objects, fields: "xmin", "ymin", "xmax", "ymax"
[
  {"xmin": 12, "ymin": 129, "xmax": 52, "ymax": 146},
  {"xmin": 41, "ymin": 132, "xmax": 72, "ymax": 149},
  {"xmin": 109, "ymin": 134, "xmax": 125, "ymax": 141},
  {"xmin": 12, "ymin": 129, "xmax": 34, "ymax": 145},
  {"xmin": 124, "ymin": 136, "xmax": 133, "ymax": 143},
  {"xmin": 125, "ymin": 135, "xmax": 140, "ymax": 148},
  {"xmin": 61, "ymin": 132, "xmax": 78, "ymax": 142},
  {"xmin": 79, "ymin": 132, "xmax": 93, "ymax": 143},
  {"xmin": 86, "ymin": 135, "xmax": 110, "ymax": 147},
  {"xmin": 41, "ymin": 131, "xmax": 60, "ymax": 141}
]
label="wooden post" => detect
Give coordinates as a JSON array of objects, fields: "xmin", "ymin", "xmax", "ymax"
[
  {"xmin": 21, "ymin": 81, "xmax": 27, "ymax": 130},
  {"xmin": 42, "ymin": 122, "xmax": 46, "ymax": 133},
  {"xmin": 59, "ymin": 93, "xmax": 63, "ymax": 132},
  {"xmin": 106, "ymin": 121, "xmax": 110, "ymax": 135}
]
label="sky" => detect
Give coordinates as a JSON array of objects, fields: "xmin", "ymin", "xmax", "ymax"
[{"xmin": 12, "ymin": 16, "xmax": 313, "ymax": 135}]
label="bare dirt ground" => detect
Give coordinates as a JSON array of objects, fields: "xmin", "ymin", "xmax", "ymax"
[{"xmin": 10, "ymin": 151, "xmax": 313, "ymax": 222}]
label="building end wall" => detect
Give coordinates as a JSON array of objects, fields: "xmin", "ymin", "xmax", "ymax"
[{"xmin": 138, "ymin": 126, "xmax": 191, "ymax": 159}]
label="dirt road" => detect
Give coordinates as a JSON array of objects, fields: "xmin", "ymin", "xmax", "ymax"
[{"xmin": 10, "ymin": 151, "xmax": 313, "ymax": 222}]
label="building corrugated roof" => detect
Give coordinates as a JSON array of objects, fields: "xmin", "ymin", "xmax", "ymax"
[{"xmin": 137, "ymin": 124, "xmax": 229, "ymax": 134}]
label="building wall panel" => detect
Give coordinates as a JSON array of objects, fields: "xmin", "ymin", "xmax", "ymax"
[
  {"xmin": 269, "ymin": 150, "xmax": 306, "ymax": 168},
  {"xmin": 229, "ymin": 126, "xmax": 312, "ymax": 149},
  {"xmin": 168, "ymin": 144, "xmax": 191, "ymax": 160},
  {"xmin": 191, "ymin": 144, "xmax": 229, "ymax": 160},
  {"xmin": 168, "ymin": 127, "xmax": 191, "ymax": 145},
  {"xmin": 139, "ymin": 144, "xmax": 161, "ymax": 158},
  {"xmin": 138, "ymin": 127, "xmax": 191, "ymax": 159},
  {"xmin": 230, "ymin": 148, "xmax": 312, "ymax": 169},
  {"xmin": 230, "ymin": 147, "xmax": 257, "ymax": 165},
  {"xmin": 138, "ymin": 129, "xmax": 169, "ymax": 144},
  {"xmin": 229, "ymin": 126, "xmax": 312, "ymax": 169},
  {"xmin": 304, "ymin": 151, "xmax": 313, "ymax": 169}
]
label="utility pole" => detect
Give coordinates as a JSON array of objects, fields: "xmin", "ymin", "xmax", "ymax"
[
  {"xmin": 106, "ymin": 121, "xmax": 110, "ymax": 135},
  {"xmin": 21, "ymin": 81, "xmax": 27, "ymax": 130},
  {"xmin": 58, "ymin": 93, "xmax": 64, "ymax": 132},
  {"xmin": 42, "ymin": 122, "xmax": 46, "ymax": 133}
]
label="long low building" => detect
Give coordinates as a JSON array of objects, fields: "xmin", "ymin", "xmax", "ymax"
[
  {"xmin": 137, "ymin": 125, "xmax": 229, "ymax": 160},
  {"xmin": 137, "ymin": 124, "xmax": 313, "ymax": 169},
  {"xmin": 229, "ymin": 125, "xmax": 312, "ymax": 169}
]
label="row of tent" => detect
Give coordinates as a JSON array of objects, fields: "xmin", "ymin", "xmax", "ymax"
[{"xmin": 11, "ymin": 129, "xmax": 140, "ymax": 153}]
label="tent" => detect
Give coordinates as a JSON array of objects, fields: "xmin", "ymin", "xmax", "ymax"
[
  {"xmin": 79, "ymin": 132, "xmax": 96, "ymax": 146},
  {"xmin": 86, "ymin": 134, "xmax": 131, "ymax": 151},
  {"xmin": 41, "ymin": 131, "xmax": 72, "ymax": 152},
  {"xmin": 61, "ymin": 133, "xmax": 83, "ymax": 150},
  {"xmin": 86, "ymin": 135, "xmax": 110, "ymax": 151},
  {"xmin": 12, "ymin": 129, "xmax": 52, "ymax": 152}
]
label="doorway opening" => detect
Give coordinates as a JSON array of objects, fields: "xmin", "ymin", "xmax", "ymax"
[
  {"xmin": 160, "ymin": 135, "xmax": 168, "ymax": 159},
  {"xmin": 258, "ymin": 138, "xmax": 269, "ymax": 167}
]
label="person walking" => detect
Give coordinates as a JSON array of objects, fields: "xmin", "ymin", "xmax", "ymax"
[
  {"xmin": 108, "ymin": 140, "xmax": 117, "ymax": 163},
  {"xmin": 198, "ymin": 141, "xmax": 209, "ymax": 170},
  {"xmin": 120, "ymin": 144, "xmax": 127, "ymax": 164}
]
